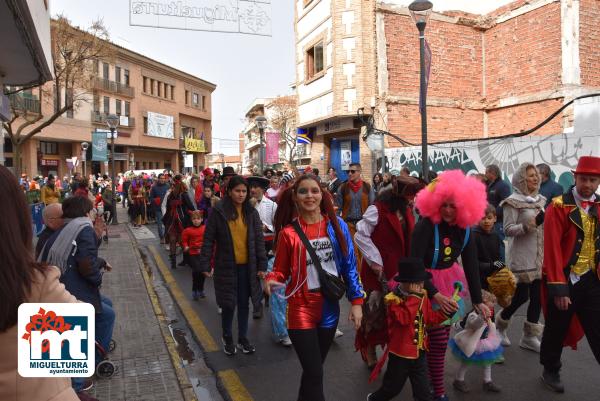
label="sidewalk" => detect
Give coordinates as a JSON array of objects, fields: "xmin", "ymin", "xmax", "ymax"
[{"xmin": 87, "ymin": 209, "xmax": 188, "ymax": 401}]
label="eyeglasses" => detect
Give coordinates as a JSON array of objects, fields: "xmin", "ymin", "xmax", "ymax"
[{"xmin": 349, "ymin": 170, "xmax": 359, "ymax": 174}]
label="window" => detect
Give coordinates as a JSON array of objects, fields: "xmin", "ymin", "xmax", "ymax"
[
  {"xmin": 124, "ymin": 101, "xmax": 130, "ymax": 116},
  {"xmin": 143, "ymin": 77, "xmax": 148, "ymax": 93},
  {"xmin": 164, "ymin": 83, "xmax": 169, "ymax": 99},
  {"xmin": 40, "ymin": 141, "xmax": 58, "ymax": 155},
  {"xmin": 102, "ymin": 62, "xmax": 109, "ymax": 79},
  {"xmin": 192, "ymin": 93, "xmax": 199, "ymax": 105},
  {"xmin": 103, "ymin": 96, "xmax": 110, "ymax": 113},
  {"xmin": 157, "ymin": 81, "xmax": 162, "ymax": 97},
  {"xmin": 93, "ymin": 95, "xmax": 100, "ymax": 112},
  {"xmin": 185, "ymin": 90, "xmax": 189, "ymax": 105},
  {"xmin": 4, "ymin": 157, "xmax": 13, "ymax": 167},
  {"xmin": 202, "ymin": 95, "xmax": 206, "ymax": 110},
  {"xmin": 124, "ymin": 69, "xmax": 130, "ymax": 86},
  {"xmin": 116, "ymin": 99, "xmax": 122, "ymax": 115},
  {"xmin": 171, "ymin": 85, "xmax": 175, "ymax": 100},
  {"xmin": 4, "ymin": 138, "xmax": 13, "ymax": 153},
  {"xmin": 150, "ymin": 79, "xmax": 155, "ymax": 95},
  {"xmin": 143, "ymin": 117, "xmax": 148, "ymax": 134},
  {"xmin": 115, "ymin": 66, "xmax": 121, "ymax": 83},
  {"xmin": 306, "ymin": 41, "xmax": 324, "ymax": 81}
]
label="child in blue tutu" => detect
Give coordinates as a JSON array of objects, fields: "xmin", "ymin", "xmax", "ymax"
[{"xmin": 449, "ymin": 290, "xmax": 503, "ymax": 393}]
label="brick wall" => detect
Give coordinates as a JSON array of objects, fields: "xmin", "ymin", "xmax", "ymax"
[
  {"xmin": 486, "ymin": 98, "xmax": 564, "ymax": 137},
  {"xmin": 580, "ymin": 0, "xmax": 600, "ymax": 87},
  {"xmin": 484, "ymin": 2, "xmax": 562, "ymax": 100}
]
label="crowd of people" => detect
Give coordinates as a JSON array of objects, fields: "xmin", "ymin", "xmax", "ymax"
[{"xmin": 2, "ymin": 155, "xmax": 599, "ymax": 401}]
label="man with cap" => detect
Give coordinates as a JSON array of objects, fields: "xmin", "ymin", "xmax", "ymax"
[
  {"xmin": 540, "ymin": 156, "xmax": 600, "ymax": 393},
  {"xmin": 219, "ymin": 166, "xmax": 237, "ymax": 198},
  {"xmin": 247, "ymin": 175, "xmax": 277, "ymax": 319}
]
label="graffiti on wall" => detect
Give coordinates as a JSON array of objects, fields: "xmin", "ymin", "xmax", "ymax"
[{"xmin": 386, "ymin": 131, "xmax": 600, "ymax": 190}]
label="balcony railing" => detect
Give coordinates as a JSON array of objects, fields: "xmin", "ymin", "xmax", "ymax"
[
  {"xmin": 8, "ymin": 94, "xmax": 41, "ymax": 113},
  {"xmin": 91, "ymin": 111, "xmax": 135, "ymax": 128},
  {"xmin": 93, "ymin": 77, "xmax": 134, "ymax": 97}
]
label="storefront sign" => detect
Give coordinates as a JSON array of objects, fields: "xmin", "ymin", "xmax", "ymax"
[
  {"xmin": 184, "ymin": 137, "xmax": 206, "ymax": 152},
  {"xmin": 184, "ymin": 154, "xmax": 194, "ymax": 168},
  {"xmin": 40, "ymin": 159, "xmax": 59, "ymax": 167},
  {"xmin": 147, "ymin": 111, "xmax": 174, "ymax": 139},
  {"xmin": 340, "ymin": 141, "xmax": 352, "ymax": 170},
  {"xmin": 265, "ymin": 131, "xmax": 279, "ymax": 164},
  {"xmin": 92, "ymin": 131, "xmax": 108, "ymax": 162},
  {"xmin": 316, "ymin": 117, "xmax": 356, "ymax": 136}
]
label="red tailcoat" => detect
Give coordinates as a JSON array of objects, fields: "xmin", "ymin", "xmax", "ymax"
[{"xmin": 542, "ymin": 190, "xmax": 600, "ymax": 349}]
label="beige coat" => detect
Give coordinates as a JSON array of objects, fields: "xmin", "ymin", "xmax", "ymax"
[{"xmin": 0, "ymin": 266, "xmax": 80, "ymax": 401}]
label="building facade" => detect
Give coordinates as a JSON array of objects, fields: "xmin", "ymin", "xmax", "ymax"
[
  {"xmin": 4, "ymin": 33, "xmax": 215, "ymax": 179},
  {"xmin": 295, "ymin": 0, "xmax": 600, "ymax": 179}
]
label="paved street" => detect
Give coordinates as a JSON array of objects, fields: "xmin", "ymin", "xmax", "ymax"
[{"xmin": 131, "ymin": 220, "xmax": 599, "ymax": 401}]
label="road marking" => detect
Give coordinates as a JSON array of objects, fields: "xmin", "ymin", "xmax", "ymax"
[
  {"xmin": 218, "ymin": 370, "xmax": 254, "ymax": 401},
  {"xmin": 133, "ymin": 242, "xmax": 197, "ymax": 401},
  {"xmin": 130, "ymin": 224, "xmax": 156, "ymax": 240}
]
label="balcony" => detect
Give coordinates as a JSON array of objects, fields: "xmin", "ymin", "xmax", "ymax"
[
  {"xmin": 91, "ymin": 111, "xmax": 135, "ymax": 128},
  {"xmin": 93, "ymin": 77, "xmax": 134, "ymax": 97},
  {"xmin": 245, "ymin": 132, "xmax": 261, "ymax": 151},
  {"xmin": 8, "ymin": 93, "xmax": 41, "ymax": 113}
]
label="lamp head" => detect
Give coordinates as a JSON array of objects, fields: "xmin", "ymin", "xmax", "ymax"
[
  {"xmin": 408, "ymin": 0, "xmax": 433, "ymax": 26},
  {"xmin": 255, "ymin": 115, "xmax": 268, "ymax": 130},
  {"xmin": 81, "ymin": 142, "xmax": 89, "ymax": 151},
  {"xmin": 106, "ymin": 114, "xmax": 119, "ymax": 130}
]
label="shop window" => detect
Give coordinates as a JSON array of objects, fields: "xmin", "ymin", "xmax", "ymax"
[
  {"xmin": 306, "ymin": 41, "xmax": 324, "ymax": 81},
  {"xmin": 40, "ymin": 141, "xmax": 59, "ymax": 155}
]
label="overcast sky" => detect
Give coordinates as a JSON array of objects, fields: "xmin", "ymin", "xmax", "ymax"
[{"xmin": 50, "ymin": 0, "xmax": 295, "ymax": 155}]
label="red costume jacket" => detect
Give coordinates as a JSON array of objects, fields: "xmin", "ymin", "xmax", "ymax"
[
  {"xmin": 182, "ymin": 225, "xmax": 206, "ymax": 255},
  {"xmin": 542, "ymin": 190, "xmax": 600, "ymax": 349}
]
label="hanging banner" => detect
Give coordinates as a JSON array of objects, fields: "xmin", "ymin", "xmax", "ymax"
[
  {"xmin": 340, "ymin": 140, "xmax": 352, "ymax": 170},
  {"xmin": 265, "ymin": 131, "xmax": 279, "ymax": 164},
  {"xmin": 147, "ymin": 111, "xmax": 174, "ymax": 139},
  {"xmin": 129, "ymin": 0, "xmax": 272, "ymax": 37},
  {"xmin": 420, "ymin": 39, "xmax": 432, "ymax": 113},
  {"xmin": 92, "ymin": 131, "xmax": 108, "ymax": 162},
  {"xmin": 184, "ymin": 137, "xmax": 206, "ymax": 152},
  {"xmin": 296, "ymin": 127, "xmax": 312, "ymax": 144}
]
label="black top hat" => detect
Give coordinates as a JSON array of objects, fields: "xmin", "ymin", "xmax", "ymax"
[
  {"xmin": 247, "ymin": 176, "xmax": 270, "ymax": 190},
  {"xmin": 394, "ymin": 257, "xmax": 432, "ymax": 283},
  {"xmin": 222, "ymin": 166, "xmax": 236, "ymax": 177}
]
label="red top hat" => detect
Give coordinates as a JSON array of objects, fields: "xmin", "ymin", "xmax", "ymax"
[{"xmin": 572, "ymin": 156, "xmax": 600, "ymax": 176}]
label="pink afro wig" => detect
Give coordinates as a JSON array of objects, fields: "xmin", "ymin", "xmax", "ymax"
[{"xmin": 414, "ymin": 170, "xmax": 487, "ymax": 229}]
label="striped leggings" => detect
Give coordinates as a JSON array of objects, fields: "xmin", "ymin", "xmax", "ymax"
[{"xmin": 427, "ymin": 326, "xmax": 451, "ymax": 398}]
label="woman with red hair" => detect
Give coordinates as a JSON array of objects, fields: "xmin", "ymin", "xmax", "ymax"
[
  {"xmin": 411, "ymin": 170, "xmax": 490, "ymax": 401},
  {"xmin": 265, "ymin": 174, "xmax": 364, "ymax": 401}
]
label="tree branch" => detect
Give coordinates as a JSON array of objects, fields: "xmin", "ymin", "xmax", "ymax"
[{"xmin": 18, "ymin": 105, "xmax": 71, "ymax": 143}]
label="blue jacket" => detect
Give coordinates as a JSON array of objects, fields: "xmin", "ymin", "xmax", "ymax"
[
  {"xmin": 327, "ymin": 217, "xmax": 364, "ymax": 302},
  {"xmin": 487, "ymin": 178, "xmax": 511, "ymax": 221},
  {"xmin": 149, "ymin": 182, "xmax": 169, "ymax": 211},
  {"xmin": 42, "ymin": 225, "xmax": 106, "ymax": 312},
  {"xmin": 539, "ymin": 179, "xmax": 563, "ymax": 207}
]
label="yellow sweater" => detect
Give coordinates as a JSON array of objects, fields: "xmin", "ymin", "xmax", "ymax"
[{"xmin": 227, "ymin": 206, "xmax": 248, "ymax": 264}]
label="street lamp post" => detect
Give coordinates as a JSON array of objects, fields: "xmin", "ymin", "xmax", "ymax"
[
  {"xmin": 255, "ymin": 116, "xmax": 268, "ymax": 175},
  {"xmin": 106, "ymin": 114, "xmax": 119, "ymax": 225},
  {"xmin": 408, "ymin": 0, "xmax": 433, "ymax": 182},
  {"xmin": 81, "ymin": 142, "xmax": 89, "ymax": 179}
]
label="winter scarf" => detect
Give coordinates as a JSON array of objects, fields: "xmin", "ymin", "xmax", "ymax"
[{"xmin": 39, "ymin": 217, "xmax": 93, "ymax": 273}]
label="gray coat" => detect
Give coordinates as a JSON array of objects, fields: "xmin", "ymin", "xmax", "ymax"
[{"xmin": 199, "ymin": 200, "xmax": 267, "ymax": 310}]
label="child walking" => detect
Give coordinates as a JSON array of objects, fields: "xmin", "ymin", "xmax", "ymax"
[
  {"xmin": 182, "ymin": 211, "xmax": 211, "ymax": 300},
  {"xmin": 368, "ymin": 257, "xmax": 456, "ymax": 401},
  {"xmin": 449, "ymin": 290, "xmax": 503, "ymax": 393}
]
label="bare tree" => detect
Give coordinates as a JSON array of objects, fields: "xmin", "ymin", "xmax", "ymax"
[
  {"xmin": 268, "ymin": 96, "xmax": 298, "ymax": 167},
  {"xmin": 2, "ymin": 16, "xmax": 113, "ymax": 177}
]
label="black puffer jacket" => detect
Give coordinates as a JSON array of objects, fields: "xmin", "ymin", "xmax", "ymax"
[{"xmin": 199, "ymin": 200, "xmax": 267, "ymax": 310}]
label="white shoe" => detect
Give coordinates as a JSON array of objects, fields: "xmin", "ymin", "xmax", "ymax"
[
  {"xmin": 280, "ymin": 336, "xmax": 292, "ymax": 347},
  {"xmin": 335, "ymin": 329, "xmax": 344, "ymax": 338},
  {"xmin": 519, "ymin": 336, "xmax": 541, "ymax": 353}
]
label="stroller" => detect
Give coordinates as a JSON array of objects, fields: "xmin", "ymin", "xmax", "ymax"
[{"xmin": 95, "ymin": 339, "xmax": 117, "ymax": 378}]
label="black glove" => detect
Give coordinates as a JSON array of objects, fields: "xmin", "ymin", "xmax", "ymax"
[
  {"xmin": 535, "ymin": 210, "xmax": 545, "ymax": 226},
  {"xmin": 493, "ymin": 260, "xmax": 506, "ymax": 271}
]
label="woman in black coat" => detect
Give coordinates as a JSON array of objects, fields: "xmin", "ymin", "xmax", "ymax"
[{"xmin": 199, "ymin": 175, "xmax": 267, "ymax": 356}]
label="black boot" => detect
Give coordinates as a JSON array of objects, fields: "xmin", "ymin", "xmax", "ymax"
[
  {"xmin": 178, "ymin": 253, "xmax": 188, "ymax": 267},
  {"xmin": 541, "ymin": 369, "xmax": 564, "ymax": 393},
  {"xmin": 169, "ymin": 254, "xmax": 177, "ymax": 270}
]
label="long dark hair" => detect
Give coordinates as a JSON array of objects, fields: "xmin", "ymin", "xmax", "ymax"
[
  {"xmin": 222, "ymin": 175, "xmax": 251, "ymax": 221},
  {"xmin": 0, "ymin": 166, "xmax": 46, "ymax": 331},
  {"xmin": 274, "ymin": 174, "xmax": 348, "ymax": 256}
]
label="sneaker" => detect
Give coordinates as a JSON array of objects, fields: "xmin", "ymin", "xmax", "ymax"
[
  {"xmin": 452, "ymin": 379, "xmax": 470, "ymax": 393},
  {"xmin": 197, "ymin": 291, "xmax": 206, "ymax": 299},
  {"xmin": 192, "ymin": 290, "xmax": 199, "ymax": 301},
  {"xmin": 541, "ymin": 369, "xmax": 564, "ymax": 393},
  {"xmin": 222, "ymin": 336, "xmax": 236, "ymax": 356},
  {"xmin": 483, "ymin": 381, "xmax": 501, "ymax": 392},
  {"xmin": 237, "ymin": 337, "xmax": 256, "ymax": 354},
  {"xmin": 280, "ymin": 336, "xmax": 292, "ymax": 347},
  {"xmin": 335, "ymin": 329, "xmax": 344, "ymax": 338}
]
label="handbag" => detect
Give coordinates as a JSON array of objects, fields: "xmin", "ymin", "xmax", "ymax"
[
  {"xmin": 486, "ymin": 266, "xmax": 517, "ymax": 308},
  {"xmin": 292, "ymin": 220, "xmax": 346, "ymax": 302}
]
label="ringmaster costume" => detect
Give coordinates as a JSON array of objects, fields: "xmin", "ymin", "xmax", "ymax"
[{"xmin": 540, "ymin": 156, "xmax": 600, "ymax": 393}]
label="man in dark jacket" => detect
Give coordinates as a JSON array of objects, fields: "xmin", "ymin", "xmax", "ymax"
[
  {"xmin": 537, "ymin": 163, "xmax": 564, "ymax": 207},
  {"xmin": 485, "ymin": 164, "xmax": 511, "ymax": 258},
  {"xmin": 150, "ymin": 173, "xmax": 169, "ymax": 243}
]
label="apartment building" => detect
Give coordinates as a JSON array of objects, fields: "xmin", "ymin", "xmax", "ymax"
[
  {"xmin": 295, "ymin": 0, "xmax": 600, "ymax": 179},
  {"xmin": 5, "ymin": 34, "xmax": 215, "ymax": 178}
]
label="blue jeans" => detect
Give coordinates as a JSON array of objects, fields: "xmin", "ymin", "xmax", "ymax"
[
  {"xmin": 72, "ymin": 295, "xmax": 115, "ymax": 392},
  {"xmin": 154, "ymin": 208, "xmax": 165, "ymax": 239},
  {"xmin": 221, "ymin": 264, "xmax": 250, "ymax": 340}
]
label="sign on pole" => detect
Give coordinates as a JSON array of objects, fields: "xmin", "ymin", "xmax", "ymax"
[
  {"xmin": 265, "ymin": 131, "xmax": 279, "ymax": 164},
  {"xmin": 92, "ymin": 132, "xmax": 108, "ymax": 162},
  {"xmin": 129, "ymin": 0, "xmax": 272, "ymax": 37}
]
